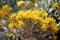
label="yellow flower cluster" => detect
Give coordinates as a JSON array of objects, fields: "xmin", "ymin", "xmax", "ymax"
[
  {"xmin": 8, "ymin": 23, "xmax": 15, "ymax": 29},
  {"xmin": 8, "ymin": 20, "xmax": 24, "ymax": 29},
  {"xmin": 40, "ymin": 17, "xmax": 59, "ymax": 32},
  {"xmin": 6, "ymin": 33, "xmax": 14, "ymax": 38},
  {"xmin": 0, "ymin": 4, "xmax": 12, "ymax": 18},
  {"xmin": 9, "ymin": 13, "xmax": 16, "ymax": 20},
  {"xmin": 2, "ymin": 5, "xmax": 12, "ymax": 14},
  {"xmin": 17, "ymin": 1, "xmax": 24, "ymax": 7},
  {"xmin": 17, "ymin": 20, "xmax": 24, "ymax": 28},
  {"xmin": 53, "ymin": 2, "xmax": 59, "ymax": 8},
  {"xmin": 8, "ymin": 10, "xmax": 59, "ymax": 32},
  {"xmin": 0, "ymin": 1, "xmax": 59, "ymax": 40}
]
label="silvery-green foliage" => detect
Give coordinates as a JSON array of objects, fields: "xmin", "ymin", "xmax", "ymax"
[{"xmin": 0, "ymin": 32, "xmax": 9, "ymax": 40}]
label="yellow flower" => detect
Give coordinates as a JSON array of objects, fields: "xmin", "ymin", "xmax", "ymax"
[
  {"xmin": 32, "ymin": 15, "xmax": 39, "ymax": 21},
  {"xmin": 15, "ymin": 15, "xmax": 20, "ymax": 20},
  {"xmin": 22, "ymin": 11, "xmax": 31, "ymax": 19},
  {"xmin": 15, "ymin": 13, "xmax": 22, "ymax": 20},
  {"xmin": 53, "ymin": 2, "xmax": 58, "ymax": 8},
  {"xmin": 42, "ymin": 18, "xmax": 49, "ymax": 24},
  {"xmin": 17, "ymin": 1, "xmax": 24, "ymax": 7},
  {"xmin": 6, "ymin": 33, "xmax": 14, "ymax": 38},
  {"xmin": 0, "ymin": 10, "xmax": 6, "ymax": 18},
  {"xmin": 50, "ymin": 26, "xmax": 59, "ymax": 32},
  {"xmin": 49, "ymin": 17, "xmax": 56, "ymax": 24},
  {"xmin": 9, "ymin": 13, "xmax": 16, "ymax": 20},
  {"xmin": 41, "ymin": 24, "xmax": 47, "ymax": 30},
  {"xmin": 8, "ymin": 23, "xmax": 15, "ymax": 29},
  {"xmin": 40, "ymin": 10, "xmax": 48, "ymax": 17},
  {"xmin": 2, "ymin": 4, "xmax": 12, "ymax": 14},
  {"xmin": 17, "ymin": 20, "xmax": 24, "ymax": 28}
]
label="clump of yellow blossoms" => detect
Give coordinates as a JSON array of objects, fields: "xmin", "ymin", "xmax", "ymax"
[
  {"xmin": 9, "ymin": 13, "xmax": 16, "ymax": 20},
  {"xmin": 53, "ymin": 2, "xmax": 59, "ymax": 8},
  {"xmin": 8, "ymin": 23, "xmax": 15, "ymax": 29},
  {"xmin": 17, "ymin": 1, "xmax": 24, "ymax": 7},
  {"xmin": 2, "ymin": 5, "xmax": 12, "ymax": 13},
  {"xmin": 6, "ymin": 33, "xmax": 14, "ymax": 38},
  {"xmin": 0, "ymin": 4, "xmax": 59, "ymax": 40},
  {"xmin": 8, "ymin": 10, "xmax": 59, "ymax": 33},
  {"xmin": 17, "ymin": 20, "xmax": 24, "ymax": 28},
  {"xmin": 0, "ymin": 4, "xmax": 12, "ymax": 18}
]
